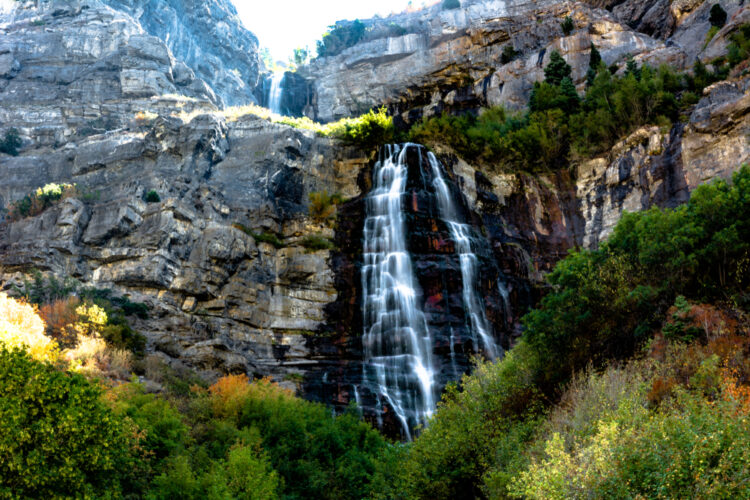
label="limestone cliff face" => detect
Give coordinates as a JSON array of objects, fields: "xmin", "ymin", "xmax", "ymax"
[
  {"xmin": 304, "ymin": 0, "xmax": 684, "ymax": 124},
  {"xmin": 101, "ymin": 0, "xmax": 262, "ymax": 106}
]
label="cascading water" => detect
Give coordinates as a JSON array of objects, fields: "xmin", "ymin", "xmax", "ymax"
[
  {"xmin": 268, "ymin": 72, "xmax": 284, "ymax": 115},
  {"xmin": 361, "ymin": 144, "xmax": 436, "ymax": 440},
  {"xmin": 428, "ymin": 152, "xmax": 501, "ymax": 360}
]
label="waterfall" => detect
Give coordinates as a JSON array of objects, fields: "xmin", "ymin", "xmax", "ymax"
[
  {"xmin": 428, "ymin": 152, "xmax": 500, "ymax": 360},
  {"xmin": 268, "ymin": 72, "xmax": 284, "ymax": 115},
  {"xmin": 361, "ymin": 144, "xmax": 436, "ymax": 440}
]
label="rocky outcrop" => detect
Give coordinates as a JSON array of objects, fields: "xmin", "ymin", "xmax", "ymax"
[
  {"xmin": 0, "ymin": 110, "xmax": 370, "ymax": 384},
  {"xmin": 101, "ymin": 0, "xmax": 262, "ymax": 106}
]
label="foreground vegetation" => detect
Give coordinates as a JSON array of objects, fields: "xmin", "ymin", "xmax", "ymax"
[
  {"xmin": 379, "ymin": 165, "xmax": 750, "ymax": 498},
  {"xmin": 2, "ymin": 166, "xmax": 747, "ymax": 498}
]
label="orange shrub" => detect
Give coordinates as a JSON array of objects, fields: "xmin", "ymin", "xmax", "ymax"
[{"xmin": 39, "ymin": 297, "xmax": 80, "ymax": 346}]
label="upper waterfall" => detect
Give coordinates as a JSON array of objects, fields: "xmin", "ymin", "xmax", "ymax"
[{"xmin": 269, "ymin": 72, "xmax": 285, "ymax": 115}]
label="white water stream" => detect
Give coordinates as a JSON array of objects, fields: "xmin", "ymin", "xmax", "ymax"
[
  {"xmin": 361, "ymin": 144, "xmax": 436, "ymax": 439},
  {"xmin": 268, "ymin": 72, "xmax": 284, "ymax": 115}
]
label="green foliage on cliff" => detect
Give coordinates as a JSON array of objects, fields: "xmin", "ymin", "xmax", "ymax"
[
  {"xmin": 709, "ymin": 4, "xmax": 727, "ymax": 28},
  {"xmin": 408, "ymin": 54, "xmax": 698, "ymax": 170},
  {"xmin": 316, "ymin": 20, "xmax": 366, "ymax": 58},
  {"xmin": 0, "ymin": 127, "xmax": 21, "ymax": 156},
  {"xmin": 560, "ymin": 16, "xmax": 575, "ymax": 36},
  {"xmin": 442, "ymin": 0, "xmax": 461, "ymax": 10},
  {"xmin": 385, "ymin": 165, "xmax": 750, "ymax": 498}
]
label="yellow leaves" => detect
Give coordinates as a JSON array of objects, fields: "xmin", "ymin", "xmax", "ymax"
[
  {"xmin": 74, "ymin": 303, "xmax": 108, "ymax": 336},
  {"xmin": 0, "ymin": 293, "xmax": 58, "ymax": 362}
]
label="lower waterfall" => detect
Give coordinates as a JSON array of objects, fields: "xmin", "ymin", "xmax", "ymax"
[
  {"xmin": 361, "ymin": 144, "xmax": 436, "ymax": 440},
  {"xmin": 360, "ymin": 144, "xmax": 502, "ymax": 439},
  {"xmin": 428, "ymin": 152, "xmax": 500, "ymax": 360}
]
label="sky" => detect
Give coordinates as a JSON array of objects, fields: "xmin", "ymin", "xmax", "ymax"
[{"xmin": 233, "ymin": 0, "xmax": 426, "ymax": 63}]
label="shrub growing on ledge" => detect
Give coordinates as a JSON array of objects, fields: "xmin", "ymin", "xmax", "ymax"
[
  {"xmin": 8, "ymin": 183, "xmax": 77, "ymax": 220},
  {"xmin": 326, "ymin": 107, "xmax": 395, "ymax": 151},
  {"xmin": 308, "ymin": 191, "xmax": 343, "ymax": 222},
  {"xmin": 561, "ymin": 16, "xmax": 575, "ymax": 36},
  {"xmin": 144, "ymin": 190, "xmax": 161, "ymax": 203},
  {"xmin": 301, "ymin": 234, "xmax": 336, "ymax": 252},
  {"xmin": 442, "ymin": 0, "xmax": 461, "ymax": 10},
  {"xmin": 0, "ymin": 128, "xmax": 22, "ymax": 156}
]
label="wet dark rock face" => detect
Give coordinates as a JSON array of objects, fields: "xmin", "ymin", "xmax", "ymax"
[{"xmin": 304, "ymin": 145, "xmax": 515, "ymax": 436}]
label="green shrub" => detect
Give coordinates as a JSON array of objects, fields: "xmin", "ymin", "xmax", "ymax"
[
  {"xmin": 561, "ymin": 16, "xmax": 575, "ymax": 36},
  {"xmin": 195, "ymin": 376, "xmax": 389, "ymax": 500},
  {"xmin": 301, "ymin": 234, "xmax": 336, "ymax": 252},
  {"xmin": 325, "ymin": 106, "xmax": 395, "ymax": 151},
  {"xmin": 586, "ymin": 44, "xmax": 602, "ymax": 86},
  {"xmin": 387, "ymin": 342, "xmax": 544, "ymax": 498},
  {"xmin": 523, "ymin": 165, "xmax": 750, "ymax": 389},
  {"xmin": 501, "ymin": 44, "xmax": 518, "ymax": 64},
  {"xmin": 727, "ymin": 24, "xmax": 750, "ymax": 67},
  {"xmin": 0, "ymin": 347, "xmax": 142, "ymax": 497},
  {"xmin": 442, "ymin": 0, "xmax": 461, "ymax": 10},
  {"xmin": 233, "ymin": 224, "xmax": 286, "ymax": 249},
  {"xmin": 144, "ymin": 190, "xmax": 161, "ymax": 203},
  {"xmin": 0, "ymin": 128, "xmax": 22, "ymax": 156},
  {"xmin": 709, "ymin": 4, "xmax": 727, "ymax": 28},
  {"xmin": 544, "ymin": 50, "xmax": 572, "ymax": 86}
]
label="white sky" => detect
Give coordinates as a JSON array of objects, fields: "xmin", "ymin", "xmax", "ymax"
[{"xmin": 233, "ymin": 0, "xmax": 431, "ymax": 62}]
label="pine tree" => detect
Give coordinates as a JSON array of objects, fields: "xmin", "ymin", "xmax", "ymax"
[
  {"xmin": 544, "ymin": 51, "xmax": 572, "ymax": 86},
  {"xmin": 709, "ymin": 4, "xmax": 727, "ymax": 28},
  {"xmin": 586, "ymin": 43, "xmax": 602, "ymax": 87},
  {"xmin": 559, "ymin": 77, "xmax": 580, "ymax": 113}
]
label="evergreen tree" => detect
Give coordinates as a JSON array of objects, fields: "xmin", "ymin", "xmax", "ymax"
[
  {"xmin": 625, "ymin": 56, "xmax": 641, "ymax": 81},
  {"xmin": 544, "ymin": 51, "xmax": 572, "ymax": 86},
  {"xmin": 561, "ymin": 16, "xmax": 575, "ymax": 36},
  {"xmin": 586, "ymin": 43, "xmax": 602, "ymax": 87},
  {"xmin": 709, "ymin": 4, "xmax": 727, "ymax": 28},
  {"xmin": 559, "ymin": 77, "xmax": 580, "ymax": 113}
]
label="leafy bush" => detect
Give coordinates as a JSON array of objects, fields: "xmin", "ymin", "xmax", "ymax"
[
  {"xmin": 8, "ymin": 182, "xmax": 78, "ymax": 220},
  {"xmin": 560, "ymin": 16, "xmax": 575, "ymax": 36},
  {"xmin": 385, "ymin": 342, "xmax": 544, "ymax": 498},
  {"xmin": 409, "ymin": 56, "xmax": 694, "ymax": 170},
  {"xmin": 183, "ymin": 375, "xmax": 390, "ymax": 500},
  {"xmin": 524, "ymin": 165, "xmax": 749, "ymax": 388},
  {"xmin": 324, "ymin": 106, "xmax": 395, "ymax": 151},
  {"xmin": 709, "ymin": 4, "xmax": 727, "ymax": 28},
  {"xmin": 727, "ymin": 24, "xmax": 750, "ymax": 68},
  {"xmin": 0, "ymin": 127, "xmax": 22, "ymax": 156},
  {"xmin": 0, "ymin": 347, "xmax": 142, "ymax": 497},
  {"xmin": 442, "ymin": 0, "xmax": 461, "ymax": 10},
  {"xmin": 308, "ymin": 190, "xmax": 343, "ymax": 221},
  {"xmin": 144, "ymin": 190, "xmax": 161, "ymax": 203}
]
